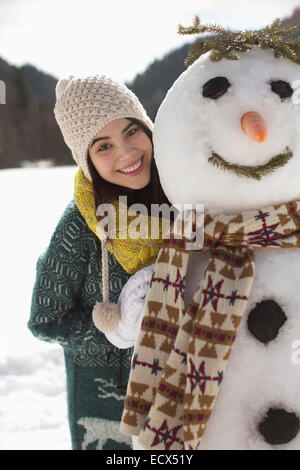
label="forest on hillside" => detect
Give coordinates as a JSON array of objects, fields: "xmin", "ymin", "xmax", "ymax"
[
  {"xmin": 0, "ymin": 8, "xmax": 299, "ymax": 170},
  {"xmin": 0, "ymin": 43, "xmax": 190, "ymax": 170}
]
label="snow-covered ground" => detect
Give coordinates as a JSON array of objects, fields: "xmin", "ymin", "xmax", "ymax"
[{"xmin": 0, "ymin": 166, "xmax": 78, "ymax": 450}]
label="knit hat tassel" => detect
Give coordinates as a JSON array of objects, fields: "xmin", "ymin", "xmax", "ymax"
[{"xmin": 92, "ymin": 237, "xmax": 121, "ymax": 333}]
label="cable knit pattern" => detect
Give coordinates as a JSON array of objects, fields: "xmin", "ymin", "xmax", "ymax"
[
  {"xmin": 28, "ymin": 199, "xmax": 134, "ymax": 450},
  {"xmin": 28, "ymin": 199, "xmax": 132, "ymax": 366}
]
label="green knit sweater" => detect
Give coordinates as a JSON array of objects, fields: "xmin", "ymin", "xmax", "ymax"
[{"xmin": 28, "ymin": 199, "xmax": 133, "ymax": 450}]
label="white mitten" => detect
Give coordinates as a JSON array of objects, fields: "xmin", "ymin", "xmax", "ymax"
[{"xmin": 105, "ymin": 264, "xmax": 155, "ymax": 348}]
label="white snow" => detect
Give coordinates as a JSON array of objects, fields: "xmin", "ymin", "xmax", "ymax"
[{"xmin": 0, "ymin": 165, "xmax": 77, "ymax": 450}]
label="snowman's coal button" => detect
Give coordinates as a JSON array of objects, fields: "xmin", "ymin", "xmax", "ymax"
[
  {"xmin": 258, "ymin": 408, "xmax": 300, "ymax": 445},
  {"xmin": 247, "ymin": 300, "xmax": 287, "ymax": 344}
]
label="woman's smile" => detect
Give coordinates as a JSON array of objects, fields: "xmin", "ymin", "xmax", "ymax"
[{"xmin": 117, "ymin": 156, "xmax": 144, "ymax": 175}]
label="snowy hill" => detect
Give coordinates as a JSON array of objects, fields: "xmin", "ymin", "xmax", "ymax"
[{"xmin": 0, "ymin": 166, "xmax": 77, "ymax": 450}]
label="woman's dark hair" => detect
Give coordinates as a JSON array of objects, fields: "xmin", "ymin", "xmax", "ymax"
[{"xmin": 87, "ymin": 118, "xmax": 171, "ymax": 214}]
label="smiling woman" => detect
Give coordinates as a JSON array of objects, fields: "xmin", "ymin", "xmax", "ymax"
[
  {"xmin": 88, "ymin": 118, "xmax": 152, "ymax": 189},
  {"xmin": 87, "ymin": 116, "xmax": 168, "ymax": 212},
  {"xmin": 28, "ymin": 74, "xmax": 171, "ymax": 451}
]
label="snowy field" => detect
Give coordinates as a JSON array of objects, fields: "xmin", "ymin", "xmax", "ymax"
[{"xmin": 0, "ymin": 165, "xmax": 78, "ymax": 450}]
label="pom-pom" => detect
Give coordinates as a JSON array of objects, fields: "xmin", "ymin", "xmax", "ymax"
[
  {"xmin": 55, "ymin": 75, "xmax": 74, "ymax": 100},
  {"xmin": 92, "ymin": 301, "xmax": 121, "ymax": 333}
]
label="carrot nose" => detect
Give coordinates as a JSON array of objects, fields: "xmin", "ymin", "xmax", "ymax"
[{"xmin": 241, "ymin": 111, "xmax": 268, "ymax": 143}]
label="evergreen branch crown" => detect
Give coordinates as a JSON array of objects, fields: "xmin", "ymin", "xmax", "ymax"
[{"xmin": 178, "ymin": 16, "xmax": 300, "ymax": 67}]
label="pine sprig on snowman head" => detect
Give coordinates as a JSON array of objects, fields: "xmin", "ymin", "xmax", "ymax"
[{"xmin": 178, "ymin": 16, "xmax": 300, "ymax": 67}]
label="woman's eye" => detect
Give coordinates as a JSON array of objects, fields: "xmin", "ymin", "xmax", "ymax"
[
  {"xmin": 127, "ymin": 127, "xmax": 139, "ymax": 137},
  {"xmin": 98, "ymin": 143, "xmax": 111, "ymax": 152},
  {"xmin": 202, "ymin": 76, "xmax": 231, "ymax": 99},
  {"xmin": 270, "ymin": 80, "xmax": 293, "ymax": 99}
]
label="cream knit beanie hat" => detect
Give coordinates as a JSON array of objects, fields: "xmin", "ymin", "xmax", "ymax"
[{"xmin": 54, "ymin": 74, "xmax": 153, "ymax": 181}]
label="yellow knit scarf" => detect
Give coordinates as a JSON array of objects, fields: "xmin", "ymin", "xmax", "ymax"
[{"xmin": 73, "ymin": 166, "xmax": 165, "ymax": 274}]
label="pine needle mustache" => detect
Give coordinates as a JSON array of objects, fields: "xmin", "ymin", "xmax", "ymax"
[{"xmin": 208, "ymin": 147, "xmax": 293, "ymax": 180}]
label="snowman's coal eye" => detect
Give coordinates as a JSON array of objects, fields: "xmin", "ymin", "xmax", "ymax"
[
  {"xmin": 202, "ymin": 76, "xmax": 231, "ymax": 99},
  {"xmin": 270, "ymin": 80, "xmax": 293, "ymax": 99}
]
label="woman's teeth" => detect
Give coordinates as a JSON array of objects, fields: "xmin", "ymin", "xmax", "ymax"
[{"xmin": 118, "ymin": 157, "xmax": 142, "ymax": 173}]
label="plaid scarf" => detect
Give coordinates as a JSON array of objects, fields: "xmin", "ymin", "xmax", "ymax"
[{"xmin": 120, "ymin": 200, "xmax": 300, "ymax": 450}]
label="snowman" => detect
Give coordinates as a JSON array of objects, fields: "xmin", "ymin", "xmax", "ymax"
[{"xmin": 114, "ymin": 18, "xmax": 300, "ymax": 450}]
